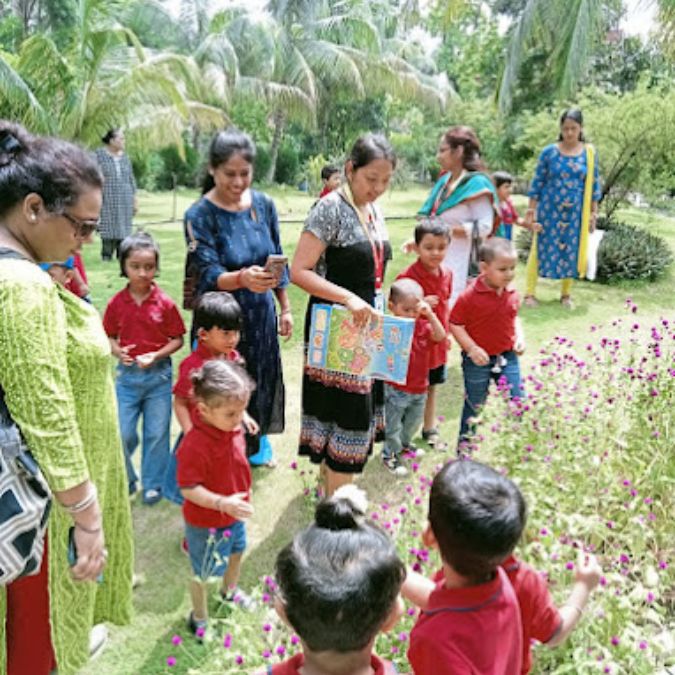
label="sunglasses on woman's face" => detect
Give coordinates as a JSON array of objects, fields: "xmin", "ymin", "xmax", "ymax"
[{"xmin": 61, "ymin": 211, "xmax": 100, "ymax": 238}]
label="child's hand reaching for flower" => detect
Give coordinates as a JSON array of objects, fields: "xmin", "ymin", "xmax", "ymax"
[
  {"xmin": 575, "ymin": 552, "xmax": 602, "ymax": 590},
  {"xmin": 217, "ymin": 492, "xmax": 253, "ymax": 520},
  {"xmin": 242, "ymin": 412, "xmax": 259, "ymax": 436}
]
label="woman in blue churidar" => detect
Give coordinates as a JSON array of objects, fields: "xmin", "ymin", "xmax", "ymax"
[
  {"xmin": 524, "ymin": 108, "xmax": 601, "ymax": 308},
  {"xmin": 184, "ymin": 129, "xmax": 292, "ymax": 465}
]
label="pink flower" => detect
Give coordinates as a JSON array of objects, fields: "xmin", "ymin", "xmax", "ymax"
[
  {"xmin": 166, "ymin": 656, "xmax": 177, "ymax": 667},
  {"xmin": 171, "ymin": 635, "xmax": 182, "ymax": 646},
  {"xmin": 638, "ymin": 640, "xmax": 647, "ymax": 650},
  {"xmin": 291, "ymin": 634, "xmax": 300, "ymax": 646},
  {"xmin": 611, "ymin": 636, "xmax": 620, "ymax": 646},
  {"xmin": 262, "ymin": 649, "xmax": 272, "ymax": 659},
  {"xmin": 235, "ymin": 655, "xmax": 244, "ymax": 665},
  {"xmin": 196, "ymin": 626, "xmax": 205, "ymax": 638},
  {"xmin": 263, "ymin": 623, "xmax": 272, "ymax": 633},
  {"xmin": 276, "ymin": 645, "xmax": 286, "ymax": 656}
]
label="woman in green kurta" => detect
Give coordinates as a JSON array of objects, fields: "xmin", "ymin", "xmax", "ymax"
[{"xmin": 0, "ymin": 122, "xmax": 132, "ymax": 675}]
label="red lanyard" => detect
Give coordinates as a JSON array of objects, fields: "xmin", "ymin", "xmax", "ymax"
[
  {"xmin": 340, "ymin": 184, "xmax": 384, "ymax": 290},
  {"xmin": 431, "ymin": 171, "xmax": 467, "ymax": 216}
]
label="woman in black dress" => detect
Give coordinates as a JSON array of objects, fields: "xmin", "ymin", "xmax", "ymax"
[{"xmin": 291, "ymin": 134, "xmax": 396, "ymax": 496}]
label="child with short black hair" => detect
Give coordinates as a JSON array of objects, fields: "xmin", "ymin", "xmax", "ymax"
[
  {"xmin": 404, "ymin": 459, "xmax": 526, "ymax": 674},
  {"xmin": 177, "ymin": 360, "xmax": 257, "ymax": 637},
  {"xmin": 397, "ymin": 220, "xmax": 452, "ymax": 450},
  {"xmin": 383, "ymin": 278, "xmax": 445, "ymax": 476},
  {"xmin": 319, "ymin": 164, "xmax": 340, "ymax": 198},
  {"xmin": 271, "ymin": 485, "xmax": 404, "ymax": 674},
  {"xmin": 493, "ymin": 171, "xmax": 526, "ymax": 240},
  {"xmin": 39, "ymin": 256, "xmax": 76, "ymax": 287},
  {"xmin": 103, "ymin": 231, "xmax": 185, "ymax": 503},
  {"xmin": 404, "ymin": 459, "xmax": 602, "ymax": 675},
  {"xmin": 449, "ymin": 237, "xmax": 524, "ymax": 449}
]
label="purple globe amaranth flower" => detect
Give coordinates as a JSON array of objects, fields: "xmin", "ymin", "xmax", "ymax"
[
  {"xmin": 262, "ymin": 623, "xmax": 272, "ymax": 633},
  {"xmin": 223, "ymin": 633, "xmax": 232, "ymax": 648},
  {"xmin": 611, "ymin": 636, "xmax": 620, "ymax": 646},
  {"xmin": 291, "ymin": 634, "xmax": 300, "ymax": 646},
  {"xmin": 235, "ymin": 655, "xmax": 244, "ymax": 665},
  {"xmin": 276, "ymin": 645, "xmax": 286, "ymax": 656},
  {"xmin": 167, "ymin": 656, "xmax": 177, "ymax": 667},
  {"xmin": 262, "ymin": 649, "xmax": 272, "ymax": 659},
  {"xmin": 171, "ymin": 635, "xmax": 182, "ymax": 646}
]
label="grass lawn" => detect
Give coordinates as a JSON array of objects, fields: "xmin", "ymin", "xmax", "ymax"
[{"xmin": 78, "ymin": 185, "xmax": 674, "ymax": 675}]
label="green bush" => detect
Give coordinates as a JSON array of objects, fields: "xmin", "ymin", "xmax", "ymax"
[
  {"xmin": 515, "ymin": 221, "xmax": 673, "ymax": 282},
  {"xmin": 275, "ymin": 140, "xmax": 301, "ymax": 185},
  {"xmin": 254, "ymin": 144, "xmax": 272, "ymax": 184}
]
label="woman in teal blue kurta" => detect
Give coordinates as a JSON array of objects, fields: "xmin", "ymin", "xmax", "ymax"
[{"xmin": 0, "ymin": 122, "xmax": 132, "ymax": 675}]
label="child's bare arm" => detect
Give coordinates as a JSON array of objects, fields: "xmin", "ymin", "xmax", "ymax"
[
  {"xmin": 419, "ymin": 301, "xmax": 446, "ymax": 342},
  {"xmin": 173, "ymin": 396, "xmax": 193, "ymax": 434},
  {"xmin": 548, "ymin": 553, "xmax": 601, "ymax": 648},
  {"xmin": 109, "ymin": 337, "xmax": 135, "ymax": 365},
  {"xmin": 449, "ymin": 324, "xmax": 489, "ymax": 365},
  {"xmin": 402, "ymin": 568, "xmax": 436, "ymax": 610},
  {"xmin": 514, "ymin": 317, "xmax": 525, "ymax": 354},
  {"xmin": 70, "ymin": 267, "xmax": 89, "ymax": 297},
  {"xmin": 180, "ymin": 485, "xmax": 254, "ymax": 520}
]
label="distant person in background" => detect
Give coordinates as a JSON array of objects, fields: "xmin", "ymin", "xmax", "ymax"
[
  {"xmin": 493, "ymin": 171, "xmax": 527, "ymax": 240},
  {"xmin": 319, "ymin": 165, "xmax": 341, "ymax": 198},
  {"xmin": 95, "ymin": 128, "xmax": 137, "ymax": 261}
]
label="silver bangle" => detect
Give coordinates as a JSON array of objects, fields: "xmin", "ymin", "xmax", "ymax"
[{"xmin": 62, "ymin": 484, "xmax": 98, "ymax": 514}]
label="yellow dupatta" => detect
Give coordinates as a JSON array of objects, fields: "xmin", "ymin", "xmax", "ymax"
[{"xmin": 577, "ymin": 144, "xmax": 595, "ymax": 278}]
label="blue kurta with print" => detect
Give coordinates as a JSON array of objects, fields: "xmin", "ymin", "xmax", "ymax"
[
  {"xmin": 184, "ymin": 192, "xmax": 288, "ymax": 438},
  {"xmin": 528, "ymin": 144, "xmax": 601, "ymax": 279}
]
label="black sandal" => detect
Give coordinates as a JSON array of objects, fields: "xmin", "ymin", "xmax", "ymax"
[{"xmin": 421, "ymin": 428, "xmax": 449, "ymax": 451}]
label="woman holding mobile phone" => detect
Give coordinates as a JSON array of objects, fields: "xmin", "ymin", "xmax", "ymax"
[{"xmin": 184, "ymin": 128, "xmax": 292, "ymax": 466}]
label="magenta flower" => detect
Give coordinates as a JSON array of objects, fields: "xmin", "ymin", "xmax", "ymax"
[
  {"xmin": 611, "ymin": 636, "xmax": 620, "ymax": 646},
  {"xmin": 276, "ymin": 645, "xmax": 286, "ymax": 656},
  {"xmin": 638, "ymin": 641, "xmax": 647, "ymax": 650},
  {"xmin": 262, "ymin": 623, "xmax": 272, "ymax": 633},
  {"xmin": 291, "ymin": 634, "xmax": 300, "ymax": 646},
  {"xmin": 166, "ymin": 656, "xmax": 177, "ymax": 667},
  {"xmin": 223, "ymin": 633, "xmax": 232, "ymax": 648},
  {"xmin": 171, "ymin": 635, "xmax": 182, "ymax": 646},
  {"xmin": 262, "ymin": 649, "xmax": 272, "ymax": 659},
  {"xmin": 196, "ymin": 626, "xmax": 205, "ymax": 638},
  {"xmin": 235, "ymin": 655, "xmax": 244, "ymax": 665}
]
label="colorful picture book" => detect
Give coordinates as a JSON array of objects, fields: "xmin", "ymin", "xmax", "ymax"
[{"xmin": 307, "ymin": 303, "xmax": 415, "ymax": 385}]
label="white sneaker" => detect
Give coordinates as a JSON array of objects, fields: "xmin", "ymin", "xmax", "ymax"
[
  {"xmin": 89, "ymin": 624, "xmax": 108, "ymax": 660},
  {"xmin": 383, "ymin": 456, "xmax": 408, "ymax": 476}
]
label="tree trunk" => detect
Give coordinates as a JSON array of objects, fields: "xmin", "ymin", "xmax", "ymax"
[{"xmin": 266, "ymin": 109, "xmax": 285, "ymax": 184}]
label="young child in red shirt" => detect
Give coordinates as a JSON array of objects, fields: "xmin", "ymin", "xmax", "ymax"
[
  {"xmin": 383, "ymin": 279, "xmax": 445, "ymax": 476},
  {"xmin": 270, "ymin": 485, "xmax": 403, "ymax": 675},
  {"xmin": 449, "ymin": 237, "xmax": 525, "ymax": 450},
  {"xmin": 103, "ymin": 232, "xmax": 185, "ymax": 504},
  {"xmin": 318, "ymin": 164, "xmax": 340, "ymax": 198},
  {"xmin": 163, "ymin": 291, "xmax": 257, "ymax": 507},
  {"xmin": 397, "ymin": 219, "xmax": 452, "ymax": 451},
  {"xmin": 493, "ymin": 172, "xmax": 526, "ymax": 241},
  {"xmin": 177, "ymin": 360, "xmax": 256, "ymax": 637},
  {"xmin": 403, "ymin": 459, "xmax": 526, "ymax": 675}
]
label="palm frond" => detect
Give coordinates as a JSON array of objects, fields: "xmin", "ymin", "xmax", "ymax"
[
  {"xmin": 0, "ymin": 51, "xmax": 51, "ymax": 132},
  {"xmin": 313, "ymin": 14, "xmax": 382, "ymax": 52}
]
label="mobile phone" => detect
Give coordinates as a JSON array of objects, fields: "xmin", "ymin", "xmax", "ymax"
[
  {"xmin": 264, "ymin": 254, "xmax": 288, "ymax": 282},
  {"xmin": 68, "ymin": 526, "xmax": 104, "ymax": 583}
]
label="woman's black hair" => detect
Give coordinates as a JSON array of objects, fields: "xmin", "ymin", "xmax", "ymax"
[
  {"xmin": 558, "ymin": 108, "xmax": 585, "ymax": 142},
  {"xmin": 201, "ymin": 128, "xmax": 256, "ymax": 195},
  {"xmin": 118, "ymin": 231, "xmax": 160, "ymax": 277},
  {"xmin": 101, "ymin": 128, "xmax": 121, "ymax": 145},
  {"xmin": 194, "ymin": 291, "xmax": 244, "ymax": 332},
  {"xmin": 349, "ymin": 133, "xmax": 397, "ymax": 171},
  {"xmin": 429, "ymin": 460, "xmax": 526, "ymax": 582},
  {"xmin": 275, "ymin": 488, "xmax": 405, "ymax": 654},
  {"xmin": 443, "ymin": 126, "xmax": 485, "ymax": 172},
  {"xmin": 492, "ymin": 171, "xmax": 513, "ymax": 189},
  {"xmin": 0, "ymin": 120, "xmax": 103, "ymax": 218}
]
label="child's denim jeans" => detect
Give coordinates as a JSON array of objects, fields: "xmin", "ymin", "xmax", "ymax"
[
  {"xmin": 383, "ymin": 384, "xmax": 427, "ymax": 460},
  {"xmin": 458, "ymin": 350, "xmax": 523, "ymax": 445},
  {"xmin": 116, "ymin": 358, "xmax": 172, "ymax": 494}
]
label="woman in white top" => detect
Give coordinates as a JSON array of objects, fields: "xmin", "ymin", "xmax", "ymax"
[{"xmin": 418, "ymin": 126, "xmax": 498, "ymax": 306}]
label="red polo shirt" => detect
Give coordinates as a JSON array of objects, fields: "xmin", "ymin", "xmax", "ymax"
[
  {"xmin": 449, "ymin": 276, "xmax": 520, "ymax": 356},
  {"xmin": 408, "ymin": 566, "xmax": 523, "ymax": 675},
  {"xmin": 502, "ymin": 556, "xmax": 562, "ymax": 674},
  {"xmin": 176, "ymin": 417, "xmax": 252, "ymax": 529},
  {"xmin": 103, "ymin": 283, "xmax": 185, "ymax": 359},
  {"xmin": 397, "ymin": 260, "xmax": 452, "ymax": 369},
  {"xmin": 270, "ymin": 653, "xmax": 396, "ymax": 674},
  {"xmin": 390, "ymin": 320, "xmax": 433, "ymax": 394},
  {"xmin": 173, "ymin": 343, "xmax": 242, "ymax": 422}
]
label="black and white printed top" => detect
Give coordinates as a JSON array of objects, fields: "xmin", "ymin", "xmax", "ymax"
[{"xmin": 95, "ymin": 148, "xmax": 136, "ymax": 239}]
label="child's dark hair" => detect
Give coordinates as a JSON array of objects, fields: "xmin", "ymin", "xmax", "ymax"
[
  {"xmin": 389, "ymin": 278, "xmax": 423, "ymax": 305},
  {"xmin": 321, "ymin": 165, "xmax": 339, "ymax": 181},
  {"xmin": 119, "ymin": 231, "xmax": 160, "ymax": 277},
  {"xmin": 202, "ymin": 128, "xmax": 256, "ymax": 194},
  {"xmin": 558, "ymin": 108, "xmax": 585, "ymax": 142},
  {"xmin": 191, "ymin": 360, "xmax": 255, "ymax": 406},
  {"xmin": 101, "ymin": 128, "xmax": 121, "ymax": 145},
  {"xmin": 429, "ymin": 460, "xmax": 526, "ymax": 582},
  {"xmin": 275, "ymin": 487, "xmax": 405, "ymax": 653},
  {"xmin": 349, "ymin": 133, "xmax": 397, "ymax": 171},
  {"xmin": 492, "ymin": 171, "xmax": 513, "ymax": 189},
  {"xmin": 479, "ymin": 237, "xmax": 516, "ymax": 263},
  {"xmin": 0, "ymin": 120, "xmax": 103, "ymax": 218},
  {"xmin": 194, "ymin": 292, "xmax": 243, "ymax": 332},
  {"xmin": 414, "ymin": 219, "xmax": 450, "ymax": 244}
]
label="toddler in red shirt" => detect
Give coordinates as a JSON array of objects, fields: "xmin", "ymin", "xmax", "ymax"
[
  {"xmin": 396, "ymin": 219, "xmax": 452, "ymax": 451},
  {"xmin": 403, "ymin": 459, "xmax": 526, "ymax": 675},
  {"xmin": 449, "ymin": 237, "xmax": 525, "ymax": 451},
  {"xmin": 318, "ymin": 164, "xmax": 340, "ymax": 198},
  {"xmin": 383, "ymin": 279, "xmax": 445, "ymax": 476},
  {"xmin": 177, "ymin": 360, "xmax": 256, "ymax": 638},
  {"xmin": 493, "ymin": 172, "xmax": 527, "ymax": 241},
  {"xmin": 103, "ymin": 232, "xmax": 185, "ymax": 504},
  {"xmin": 268, "ymin": 485, "xmax": 403, "ymax": 675}
]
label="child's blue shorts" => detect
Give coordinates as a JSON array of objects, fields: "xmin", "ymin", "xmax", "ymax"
[{"xmin": 184, "ymin": 520, "xmax": 247, "ymax": 579}]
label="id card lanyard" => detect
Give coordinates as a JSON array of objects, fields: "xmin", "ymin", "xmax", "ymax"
[
  {"xmin": 430, "ymin": 170, "xmax": 467, "ymax": 216},
  {"xmin": 341, "ymin": 182, "xmax": 385, "ymax": 312}
]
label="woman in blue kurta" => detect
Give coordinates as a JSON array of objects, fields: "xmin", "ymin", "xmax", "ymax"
[
  {"xmin": 184, "ymin": 129, "xmax": 292, "ymax": 464},
  {"xmin": 524, "ymin": 109, "xmax": 601, "ymax": 308}
]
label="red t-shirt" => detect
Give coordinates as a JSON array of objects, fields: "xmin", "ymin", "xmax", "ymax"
[
  {"xmin": 173, "ymin": 343, "xmax": 241, "ymax": 423},
  {"xmin": 65, "ymin": 252, "xmax": 88, "ymax": 298},
  {"xmin": 499, "ymin": 198, "xmax": 519, "ymax": 226},
  {"xmin": 103, "ymin": 283, "xmax": 186, "ymax": 360},
  {"xmin": 502, "ymin": 556, "xmax": 562, "ymax": 674},
  {"xmin": 270, "ymin": 653, "xmax": 397, "ymax": 674},
  {"xmin": 318, "ymin": 185, "xmax": 334, "ymax": 198},
  {"xmin": 390, "ymin": 320, "xmax": 433, "ymax": 395},
  {"xmin": 397, "ymin": 260, "xmax": 452, "ymax": 369},
  {"xmin": 176, "ymin": 417, "xmax": 252, "ymax": 528},
  {"xmin": 449, "ymin": 276, "xmax": 520, "ymax": 356},
  {"xmin": 408, "ymin": 567, "xmax": 523, "ymax": 675}
]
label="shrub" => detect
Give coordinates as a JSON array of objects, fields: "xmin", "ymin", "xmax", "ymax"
[
  {"xmin": 274, "ymin": 140, "xmax": 301, "ymax": 186},
  {"xmin": 514, "ymin": 221, "xmax": 673, "ymax": 282}
]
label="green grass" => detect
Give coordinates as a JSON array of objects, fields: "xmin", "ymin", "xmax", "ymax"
[{"xmin": 79, "ymin": 186, "xmax": 674, "ymax": 674}]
